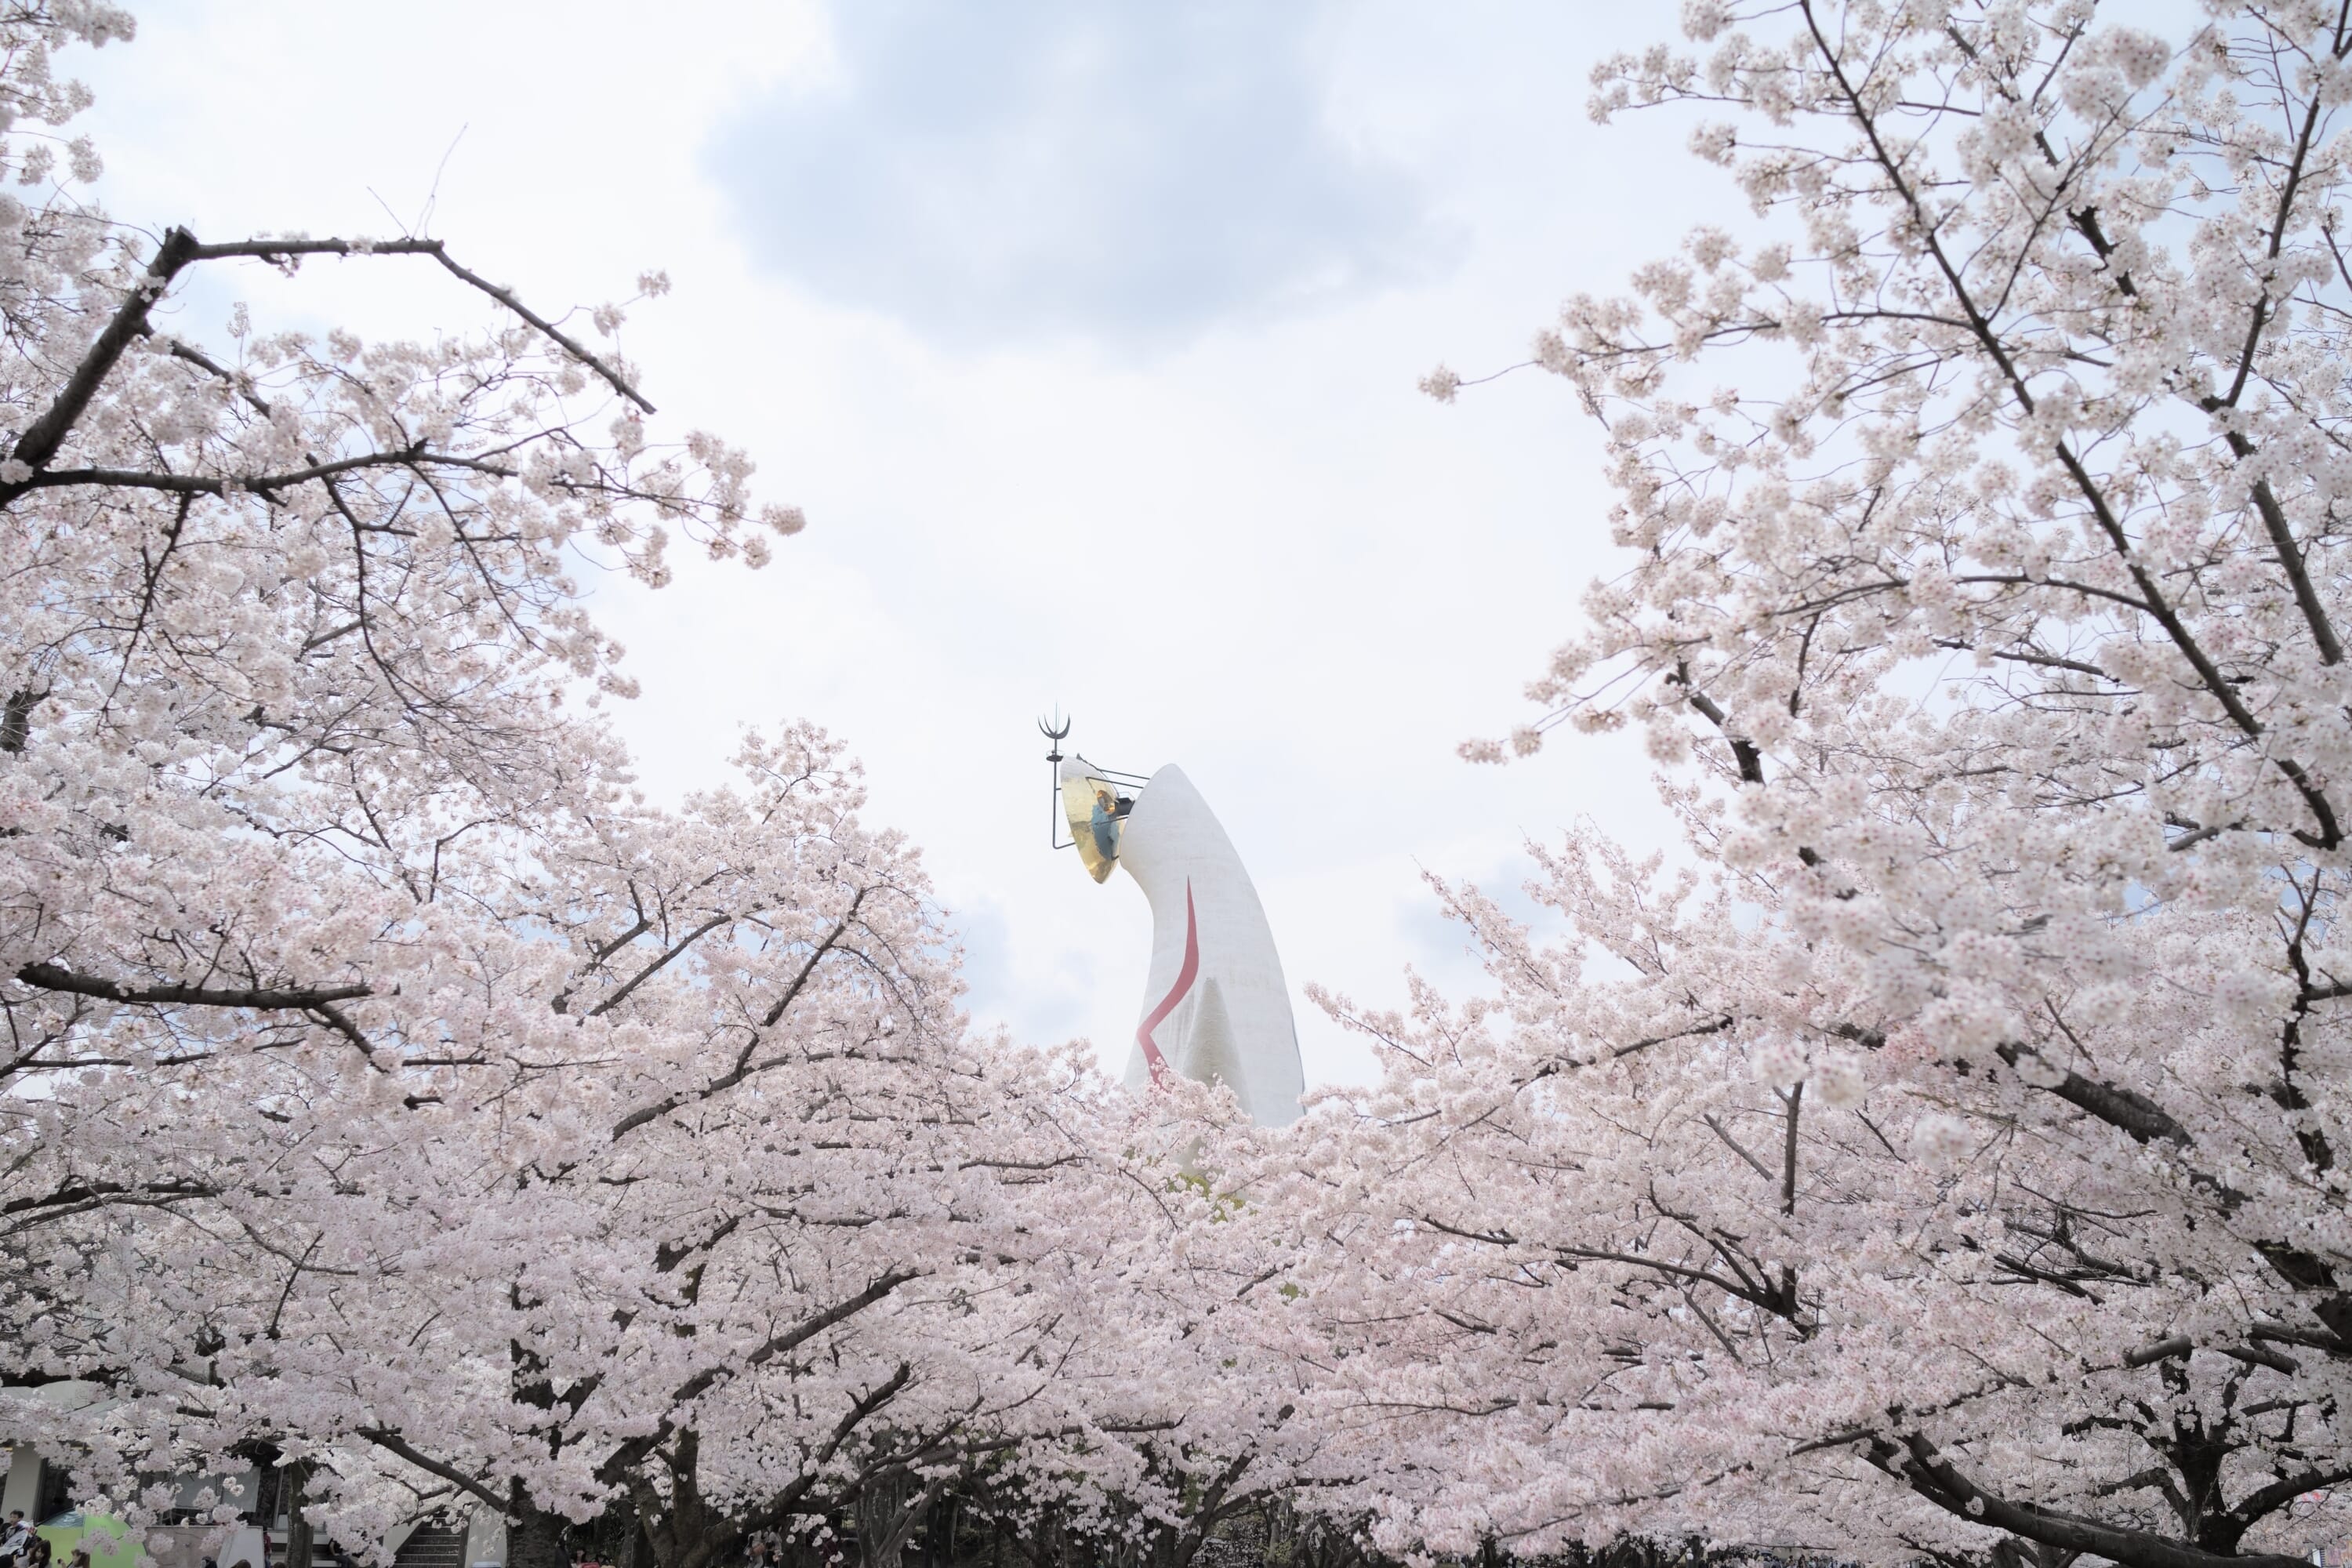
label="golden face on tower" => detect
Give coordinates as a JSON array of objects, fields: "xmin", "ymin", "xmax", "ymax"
[{"xmin": 1061, "ymin": 768, "xmax": 1124, "ymax": 884}]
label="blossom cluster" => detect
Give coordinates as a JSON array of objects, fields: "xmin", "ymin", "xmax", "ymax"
[{"xmin": 1249, "ymin": 2, "xmax": 2352, "ymax": 1563}]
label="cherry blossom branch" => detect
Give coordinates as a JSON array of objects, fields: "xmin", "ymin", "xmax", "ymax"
[
  {"xmin": 307, "ymin": 1001, "xmax": 379, "ymax": 1062},
  {"xmin": 179, "ymin": 234, "xmax": 655, "ymax": 413},
  {"xmin": 2250, "ymin": 1319, "xmax": 2352, "ymax": 1356},
  {"xmin": 2220, "ymin": 437, "xmax": 2345, "ymax": 666},
  {"xmin": 1797, "ymin": 0, "xmax": 2346, "ymax": 848},
  {"xmin": 416, "ymin": 245, "xmax": 655, "ymax": 414},
  {"xmin": 1526, "ymin": 1012, "xmax": 1736, "ymax": 1079},
  {"xmin": 2223, "ymin": 1464, "xmax": 2352, "ymax": 1537},
  {"xmin": 1671, "ymin": 664, "xmax": 1764, "ymax": 786},
  {"xmin": 14, "ymin": 963, "xmax": 371, "ymax": 1011},
  {"xmin": 16, "ymin": 446, "xmax": 519, "ymax": 497},
  {"xmin": 594, "ymin": 1268, "xmax": 922, "ymax": 1486},
  {"xmin": 2125, "ymin": 1337, "xmax": 2300, "ymax": 1375},
  {"xmin": 352, "ymin": 1428, "xmax": 507, "ymax": 1512},
  {"xmin": 1873, "ymin": 1429, "xmax": 2314, "ymax": 1568},
  {"xmin": 713, "ymin": 1361, "xmax": 918, "ymax": 1543},
  {"xmin": 2, "ymin": 1178, "xmax": 214, "ymax": 1218},
  {"xmin": 583, "ymin": 913, "xmax": 731, "ymax": 1019},
  {"xmin": 1549, "ymin": 1241, "xmax": 1800, "ymax": 1322},
  {"xmin": 0, "ymin": 226, "xmax": 654, "ymax": 514},
  {"xmin": 1778, "ymin": 1082, "xmax": 1802, "ymax": 1216},
  {"xmin": 1704, "ymin": 1113, "xmax": 1774, "ymax": 1181},
  {"xmin": 609, "ymin": 895, "xmax": 869, "ymax": 1138},
  {"xmin": 2209, "ymin": 80, "xmax": 2326, "ymax": 416},
  {"xmin": 740, "ymin": 1267, "xmax": 924, "ymax": 1374},
  {"xmin": 4, "ymin": 225, "xmax": 200, "ymax": 486},
  {"xmin": 145, "ymin": 329, "xmax": 271, "ymax": 416},
  {"xmin": 1991, "ymin": 1043, "xmax": 2188, "ymax": 1145}
]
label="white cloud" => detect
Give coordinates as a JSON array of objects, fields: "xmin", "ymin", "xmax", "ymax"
[{"xmin": 710, "ymin": 2, "xmax": 1453, "ymax": 346}]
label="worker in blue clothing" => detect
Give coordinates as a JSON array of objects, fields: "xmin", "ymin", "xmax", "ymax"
[{"xmin": 1089, "ymin": 786, "xmax": 1127, "ymax": 862}]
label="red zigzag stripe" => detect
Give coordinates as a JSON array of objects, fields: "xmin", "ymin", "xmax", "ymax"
[{"xmin": 1135, "ymin": 880, "xmax": 1198, "ymax": 1085}]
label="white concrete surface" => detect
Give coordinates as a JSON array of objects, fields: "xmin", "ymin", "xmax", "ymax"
[{"xmin": 1114, "ymin": 766, "xmax": 1305, "ymax": 1126}]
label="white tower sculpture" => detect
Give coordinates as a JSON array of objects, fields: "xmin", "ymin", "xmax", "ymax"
[{"xmin": 1051, "ymin": 743, "xmax": 1305, "ymax": 1127}]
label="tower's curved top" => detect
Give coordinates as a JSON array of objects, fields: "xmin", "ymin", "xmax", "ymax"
[
  {"xmin": 1041, "ymin": 724, "xmax": 1303, "ymax": 1125},
  {"xmin": 1045, "ymin": 749, "xmax": 1301, "ymax": 1127}
]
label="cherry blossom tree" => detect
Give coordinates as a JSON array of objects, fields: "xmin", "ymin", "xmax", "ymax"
[
  {"xmin": 1266, "ymin": 2, "xmax": 2352, "ymax": 1564},
  {"xmin": 953, "ymin": 1085, "xmax": 1341, "ymax": 1568},
  {"xmin": 0, "ymin": 0, "xmax": 798, "ymax": 1306},
  {"xmin": 0, "ymin": 3, "xmax": 1059, "ymax": 1563}
]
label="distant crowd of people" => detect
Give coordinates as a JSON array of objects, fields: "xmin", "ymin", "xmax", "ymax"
[
  {"xmin": 7, "ymin": 1509, "xmax": 797, "ymax": 1568},
  {"xmin": 0, "ymin": 1511, "xmax": 89, "ymax": 1568},
  {"xmin": 572, "ymin": 1527, "xmax": 784, "ymax": 1568}
]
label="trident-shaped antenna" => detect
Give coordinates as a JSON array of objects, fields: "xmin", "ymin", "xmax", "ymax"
[{"xmin": 1039, "ymin": 709, "xmax": 1073, "ymax": 851}]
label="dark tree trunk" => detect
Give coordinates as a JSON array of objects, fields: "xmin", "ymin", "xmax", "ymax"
[
  {"xmin": 509, "ymin": 1490, "xmax": 573, "ymax": 1568},
  {"xmin": 284, "ymin": 1464, "xmax": 312, "ymax": 1568},
  {"xmin": 858, "ymin": 1471, "xmax": 922, "ymax": 1568}
]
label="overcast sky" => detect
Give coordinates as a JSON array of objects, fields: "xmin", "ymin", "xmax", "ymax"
[{"xmin": 78, "ymin": 1, "xmax": 1728, "ymax": 1087}]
